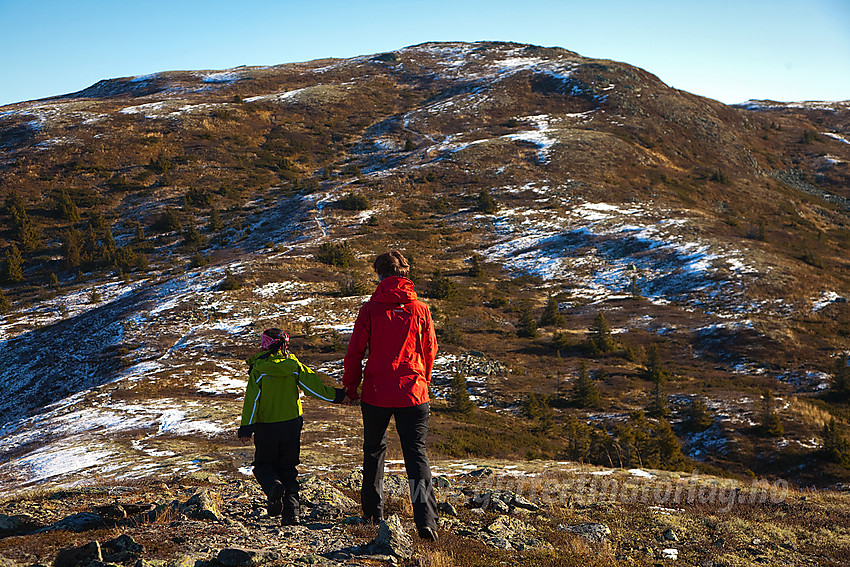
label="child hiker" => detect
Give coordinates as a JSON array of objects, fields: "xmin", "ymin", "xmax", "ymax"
[{"xmin": 238, "ymin": 327, "xmax": 348, "ymax": 525}]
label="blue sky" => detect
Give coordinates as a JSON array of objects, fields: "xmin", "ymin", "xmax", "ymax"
[{"xmin": 1, "ymin": 0, "xmax": 848, "ymax": 107}]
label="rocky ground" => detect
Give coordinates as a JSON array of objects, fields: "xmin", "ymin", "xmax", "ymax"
[{"xmin": 1, "ymin": 460, "xmax": 848, "ymax": 567}]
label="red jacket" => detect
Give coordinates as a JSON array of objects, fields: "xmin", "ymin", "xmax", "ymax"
[{"xmin": 343, "ymin": 276, "xmax": 437, "ymax": 407}]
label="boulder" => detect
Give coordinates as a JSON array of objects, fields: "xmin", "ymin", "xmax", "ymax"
[
  {"xmin": 102, "ymin": 534, "xmax": 144, "ymax": 563},
  {"xmin": 510, "ymin": 494, "xmax": 539, "ymax": 511},
  {"xmin": 339, "ymin": 469, "xmax": 363, "ymax": 490},
  {"xmin": 366, "ymin": 515, "xmax": 413, "ymax": 559},
  {"xmin": 486, "ymin": 516, "xmax": 534, "ymax": 538},
  {"xmin": 216, "ymin": 548, "xmax": 278, "ymax": 567},
  {"xmin": 437, "ymin": 502, "xmax": 457, "ymax": 517},
  {"xmin": 181, "ymin": 489, "xmax": 222, "ymax": 521},
  {"xmin": 563, "ymin": 523, "xmax": 612, "ymax": 543},
  {"xmin": 54, "ymin": 541, "xmax": 102, "ymax": 567},
  {"xmin": 43, "ymin": 513, "xmax": 105, "ymax": 533},
  {"xmin": 299, "ymin": 476, "xmax": 357, "ymax": 510},
  {"xmin": 464, "ymin": 468, "xmax": 493, "ymax": 478},
  {"xmin": 0, "ymin": 515, "xmax": 23, "ymax": 537}
]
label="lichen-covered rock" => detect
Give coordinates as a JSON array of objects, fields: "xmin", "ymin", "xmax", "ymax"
[
  {"xmin": 216, "ymin": 547, "xmax": 278, "ymax": 567},
  {"xmin": 299, "ymin": 476, "xmax": 357, "ymax": 510},
  {"xmin": 102, "ymin": 534, "xmax": 144, "ymax": 564},
  {"xmin": 366, "ymin": 514, "xmax": 413, "ymax": 559},
  {"xmin": 486, "ymin": 516, "xmax": 534, "ymax": 538},
  {"xmin": 181, "ymin": 488, "xmax": 222, "ymax": 521},
  {"xmin": 563, "ymin": 523, "xmax": 612, "ymax": 543},
  {"xmin": 43, "ymin": 512, "xmax": 104, "ymax": 533},
  {"xmin": 0, "ymin": 554, "xmax": 18, "ymax": 567}
]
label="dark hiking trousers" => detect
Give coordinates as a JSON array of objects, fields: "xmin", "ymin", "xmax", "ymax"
[
  {"xmin": 252, "ymin": 417, "xmax": 303, "ymax": 514},
  {"xmin": 361, "ymin": 401, "xmax": 438, "ymax": 531}
]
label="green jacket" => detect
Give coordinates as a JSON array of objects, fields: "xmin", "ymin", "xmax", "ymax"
[{"xmin": 238, "ymin": 350, "xmax": 344, "ymax": 436}]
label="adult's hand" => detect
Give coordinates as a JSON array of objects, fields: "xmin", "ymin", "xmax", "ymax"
[
  {"xmin": 239, "ymin": 436, "xmax": 251, "ymax": 445},
  {"xmin": 342, "ymin": 395, "xmax": 360, "ymax": 406}
]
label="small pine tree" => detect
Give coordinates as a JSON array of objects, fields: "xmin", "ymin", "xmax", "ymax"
[
  {"xmin": 477, "ymin": 190, "xmax": 498, "ymax": 214},
  {"xmin": 3, "ymin": 244, "xmax": 24, "ymax": 283},
  {"xmin": 588, "ymin": 312, "xmax": 615, "ymax": 353},
  {"xmin": 759, "ymin": 390, "xmax": 785, "ymax": 437},
  {"xmin": 644, "ymin": 345, "xmax": 669, "ymax": 417},
  {"xmin": 182, "ymin": 221, "xmax": 204, "ymax": 250},
  {"xmin": 207, "ymin": 207, "xmax": 224, "ymax": 232},
  {"xmin": 571, "ymin": 361, "xmax": 601, "ymax": 408},
  {"xmin": 820, "ymin": 418, "xmax": 850, "ymax": 466},
  {"xmin": 828, "ymin": 355, "xmax": 850, "ymax": 402},
  {"xmin": 62, "ymin": 228, "xmax": 83, "ymax": 269},
  {"xmin": 404, "ymin": 139, "xmax": 416, "ymax": 152},
  {"xmin": 56, "ymin": 189, "xmax": 81, "ymax": 221},
  {"xmin": 651, "ymin": 419, "xmax": 686, "ymax": 468},
  {"xmin": 539, "ymin": 295, "xmax": 565, "ymax": 327},
  {"xmin": 49, "ymin": 272, "xmax": 60, "ymax": 288},
  {"xmin": 517, "ymin": 303, "xmax": 538, "ymax": 338},
  {"xmin": 682, "ymin": 397, "xmax": 714, "ymax": 432},
  {"xmin": 449, "ymin": 374, "xmax": 474, "ymax": 414},
  {"xmin": 0, "ymin": 289, "xmax": 10, "ymax": 313}
]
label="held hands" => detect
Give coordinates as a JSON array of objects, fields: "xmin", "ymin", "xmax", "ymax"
[
  {"xmin": 342, "ymin": 395, "xmax": 359, "ymax": 406},
  {"xmin": 239, "ymin": 436, "xmax": 252, "ymax": 445}
]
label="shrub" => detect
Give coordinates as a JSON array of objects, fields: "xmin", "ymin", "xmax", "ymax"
[
  {"xmin": 337, "ymin": 272, "xmax": 369, "ymax": 296},
  {"xmin": 425, "ymin": 270, "xmax": 457, "ymax": 300},
  {"xmin": 150, "ymin": 208, "xmax": 182, "ymax": 233},
  {"xmin": 467, "ymin": 255, "xmax": 484, "ymax": 278},
  {"xmin": 336, "ymin": 192, "xmax": 370, "ymax": 211},
  {"xmin": 477, "ymin": 190, "xmax": 498, "ymax": 214},
  {"xmin": 439, "ymin": 319, "xmax": 464, "ymax": 346},
  {"xmin": 219, "ymin": 270, "xmax": 242, "ymax": 291},
  {"xmin": 316, "ymin": 241, "xmax": 355, "ymax": 268},
  {"xmin": 0, "ymin": 290, "xmax": 10, "ymax": 313}
]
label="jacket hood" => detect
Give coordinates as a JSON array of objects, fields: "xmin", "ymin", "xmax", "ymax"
[{"xmin": 371, "ymin": 276, "xmax": 418, "ymax": 304}]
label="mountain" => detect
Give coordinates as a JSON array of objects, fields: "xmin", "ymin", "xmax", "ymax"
[{"xmin": 0, "ymin": 40, "xmax": 849, "ymax": 557}]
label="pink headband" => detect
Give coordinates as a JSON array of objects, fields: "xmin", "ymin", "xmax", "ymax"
[{"xmin": 261, "ymin": 330, "xmax": 288, "ymax": 350}]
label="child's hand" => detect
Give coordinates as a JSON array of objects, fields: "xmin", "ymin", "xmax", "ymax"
[
  {"xmin": 342, "ymin": 395, "xmax": 359, "ymax": 406},
  {"xmin": 239, "ymin": 436, "xmax": 252, "ymax": 445}
]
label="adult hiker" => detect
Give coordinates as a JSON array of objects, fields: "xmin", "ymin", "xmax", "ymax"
[
  {"xmin": 238, "ymin": 327, "xmax": 348, "ymax": 525},
  {"xmin": 343, "ymin": 250, "xmax": 440, "ymax": 541}
]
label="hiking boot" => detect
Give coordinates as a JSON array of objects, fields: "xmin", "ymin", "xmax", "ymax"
[
  {"xmin": 267, "ymin": 481, "xmax": 284, "ymax": 517},
  {"xmin": 417, "ymin": 526, "xmax": 439, "ymax": 541},
  {"xmin": 281, "ymin": 496, "xmax": 301, "ymax": 526}
]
